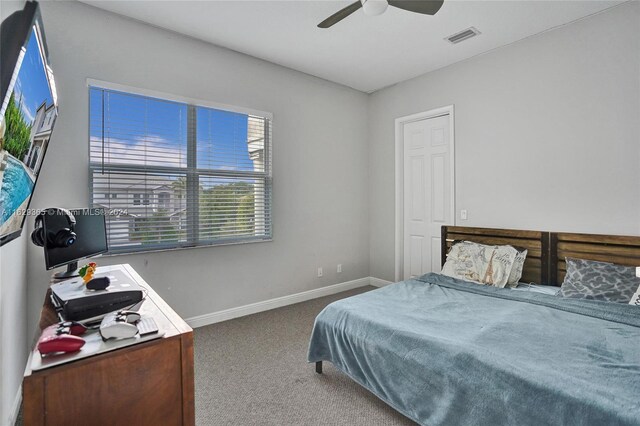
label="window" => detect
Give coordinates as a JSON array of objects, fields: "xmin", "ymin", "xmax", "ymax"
[
  {"xmin": 89, "ymin": 86, "xmax": 272, "ymax": 253},
  {"xmin": 157, "ymin": 192, "xmax": 171, "ymax": 210}
]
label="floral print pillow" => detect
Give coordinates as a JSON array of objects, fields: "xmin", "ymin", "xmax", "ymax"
[
  {"xmin": 441, "ymin": 241, "xmax": 517, "ymax": 288},
  {"xmin": 507, "ymin": 248, "xmax": 528, "ymax": 287}
]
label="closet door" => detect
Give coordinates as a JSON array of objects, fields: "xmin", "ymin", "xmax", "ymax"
[{"xmin": 403, "ymin": 114, "xmax": 452, "ymax": 279}]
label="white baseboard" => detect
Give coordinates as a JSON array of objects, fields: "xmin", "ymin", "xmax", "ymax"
[
  {"xmin": 8, "ymin": 385, "xmax": 21, "ymax": 426},
  {"xmin": 370, "ymin": 277, "xmax": 393, "ymax": 287},
  {"xmin": 186, "ymin": 277, "xmax": 373, "ymax": 328}
]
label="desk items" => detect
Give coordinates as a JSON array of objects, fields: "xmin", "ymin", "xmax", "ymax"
[
  {"xmin": 50, "ymin": 269, "xmax": 143, "ymax": 321},
  {"xmin": 86, "ymin": 276, "xmax": 111, "ymax": 290},
  {"xmin": 100, "ymin": 310, "xmax": 141, "ymax": 340},
  {"xmin": 24, "ymin": 264, "xmax": 194, "ymax": 425},
  {"xmin": 79, "ymin": 261, "xmax": 98, "ymax": 283},
  {"xmin": 37, "ymin": 321, "xmax": 87, "ymax": 355}
]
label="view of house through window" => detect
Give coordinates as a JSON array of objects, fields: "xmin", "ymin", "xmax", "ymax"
[{"xmin": 89, "ymin": 86, "xmax": 272, "ymax": 253}]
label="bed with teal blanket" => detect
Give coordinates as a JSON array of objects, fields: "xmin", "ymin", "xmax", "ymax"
[{"xmin": 307, "ymin": 273, "xmax": 640, "ymax": 426}]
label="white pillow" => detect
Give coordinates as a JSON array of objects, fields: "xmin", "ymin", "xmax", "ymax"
[
  {"xmin": 487, "ymin": 244, "xmax": 518, "ymax": 288},
  {"xmin": 441, "ymin": 241, "xmax": 490, "ymax": 284},
  {"xmin": 441, "ymin": 241, "xmax": 516, "ymax": 288},
  {"xmin": 507, "ymin": 248, "xmax": 528, "ymax": 287},
  {"xmin": 629, "ymin": 285, "xmax": 640, "ymax": 306}
]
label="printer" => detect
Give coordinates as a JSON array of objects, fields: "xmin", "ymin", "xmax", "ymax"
[{"xmin": 50, "ymin": 269, "xmax": 144, "ymax": 321}]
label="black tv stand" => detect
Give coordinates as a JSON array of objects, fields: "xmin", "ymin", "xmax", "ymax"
[{"xmin": 53, "ymin": 261, "xmax": 79, "ymax": 279}]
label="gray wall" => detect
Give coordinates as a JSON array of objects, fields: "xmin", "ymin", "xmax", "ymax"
[
  {"xmin": 0, "ymin": 2, "xmax": 30, "ymax": 423},
  {"xmin": 0, "ymin": 232, "xmax": 27, "ymax": 426},
  {"xmin": 26, "ymin": 1, "xmax": 370, "ymax": 334},
  {"xmin": 368, "ymin": 2, "xmax": 640, "ymax": 281}
]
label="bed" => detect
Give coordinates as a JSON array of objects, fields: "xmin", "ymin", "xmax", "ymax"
[{"xmin": 308, "ymin": 226, "xmax": 640, "ymax": 426}]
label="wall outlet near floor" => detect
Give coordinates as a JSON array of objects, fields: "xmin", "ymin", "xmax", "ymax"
[
  {"xmin": 317, "ymin": 267, "xmax": 323, "ymax": 278},
  {"xmin": 337, "ymin": 264, "xmax": 342, "ymax": 273},
  {"xmin": 460, "ymin": 209, "xmax": 468, "ymax": 220}
]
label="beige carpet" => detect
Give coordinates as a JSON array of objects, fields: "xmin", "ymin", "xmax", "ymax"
[{"xmin": 194, "ymin": 286, "xmax": 417, "ymax": 426}]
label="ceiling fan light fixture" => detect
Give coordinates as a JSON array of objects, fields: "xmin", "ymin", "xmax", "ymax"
[
  {"xmin": 317, "ymin": 0, "xmax": 443, "ymax": 29},
  {"xmin": 361, "ymin": 0, "xmax": 388, "ymax": 16}
]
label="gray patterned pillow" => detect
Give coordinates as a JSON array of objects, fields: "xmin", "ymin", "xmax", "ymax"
[{"xmin": 558, "ymin": 258, "xmax": 640, "ymax": 303}]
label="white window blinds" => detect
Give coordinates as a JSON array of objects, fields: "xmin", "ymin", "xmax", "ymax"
[{"xmin": 89, "ymin": 86, "xmax": 272, "ymax": 253}]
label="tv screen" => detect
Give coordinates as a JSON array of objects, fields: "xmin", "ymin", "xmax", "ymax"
[{"xmin": 0, "ymin": 2, "xmax": 57, "ymax": 246}]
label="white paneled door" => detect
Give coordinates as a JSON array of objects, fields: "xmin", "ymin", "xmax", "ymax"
[{"xmin": 403, "ymin": 114, "xmax": 453, "ymax": 279}]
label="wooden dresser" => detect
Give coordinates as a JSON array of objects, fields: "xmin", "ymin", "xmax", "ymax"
[{"xmin": 23, "ymin": 264, "xmax": 195, "ymax": 426}]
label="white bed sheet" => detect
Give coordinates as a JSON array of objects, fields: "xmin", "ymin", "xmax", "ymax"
[{"xmin": 513, "ymin": 283, "xmax": 559, "ymax": 295}]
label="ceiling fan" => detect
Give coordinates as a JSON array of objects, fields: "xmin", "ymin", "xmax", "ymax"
[{"xmin": 318, "ymin": 0, "xmax": 444, "ymax": 28}]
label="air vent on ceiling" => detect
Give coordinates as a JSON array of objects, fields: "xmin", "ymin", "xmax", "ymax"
[{"xmin": 445, "ymin": 27, "xmax": 481, "ymax": 44}]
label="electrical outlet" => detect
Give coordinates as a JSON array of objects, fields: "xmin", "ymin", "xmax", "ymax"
[
  {"xmin": 460, "ymin": 209, "xmax": 468, "ymax": 220},
  {"xmin": 317, "ymin": 267, "xmax": 323, "ymax": 278},
  {"xmin": 337, "ymin": 264, "xmax": 342, "ymax": 273}
]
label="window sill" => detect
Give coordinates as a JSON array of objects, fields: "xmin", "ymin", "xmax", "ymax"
[{"xmin": 100, "ymin": 237, "xmax": 273, "ymax": 258}]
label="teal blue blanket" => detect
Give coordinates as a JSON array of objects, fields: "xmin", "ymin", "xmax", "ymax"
[{"xmin": 308, "ymin": 273, "xmax": 640, "ymax": 426}]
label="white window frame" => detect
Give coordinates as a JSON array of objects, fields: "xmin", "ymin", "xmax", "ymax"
[{"xmin": 88, "ymin": 79, "xmax": 273, "ymax": 254}]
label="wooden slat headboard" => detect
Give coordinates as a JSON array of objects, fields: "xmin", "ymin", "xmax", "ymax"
[
  {"xmin": 441, "ymin": 226, "xmax": 550, "ymax": 285},
  {"xmin": 550, "ymin": 232, "xmax": 640, "ymax": 284},
  {"xmin": 440, "ymin": 226, "xmax": 640, "ymax": 286}
]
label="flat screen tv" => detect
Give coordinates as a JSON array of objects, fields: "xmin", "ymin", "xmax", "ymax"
[{"xmin": 0, "ymin": 1, "xmax": 57, "ymax": 246}]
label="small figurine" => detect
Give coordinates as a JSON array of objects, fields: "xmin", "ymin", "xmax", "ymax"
[{"xmin": 78, "ymin": 262, "xmax": 97, "ymax": 284}]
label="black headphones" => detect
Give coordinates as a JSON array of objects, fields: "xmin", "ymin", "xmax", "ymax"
[{"xmin": 31, "ymin": 208, "xmax": 77, "ymax": 248}]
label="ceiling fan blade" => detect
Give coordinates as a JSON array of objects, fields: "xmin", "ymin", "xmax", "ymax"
[
  {"xmin": 388, "ymin": 0, "xmax": 444, "ymax": 15},
  {"xmin": 318, "ymin": 1, "xmax": 363, "ymax": 28}
]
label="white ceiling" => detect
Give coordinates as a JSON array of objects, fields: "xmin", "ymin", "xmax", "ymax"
[{"xmin": 80, "ymin": 0, "xmax": 625, "ymax": 93}]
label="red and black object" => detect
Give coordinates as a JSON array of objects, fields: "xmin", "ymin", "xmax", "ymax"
[{"xmin": 37, "ymin": 321, "xmax": 87, "ymax": 356}]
